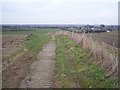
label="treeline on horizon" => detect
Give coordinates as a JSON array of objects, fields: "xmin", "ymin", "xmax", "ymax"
[{"xmin": 2, "ymin": 24, "xmax": 118, "ymax": 33}]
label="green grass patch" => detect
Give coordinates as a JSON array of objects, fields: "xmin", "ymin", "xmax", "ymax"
[
  {"xmin": 54, "ymin": 35, "xmax": 117, "ymax": 88},
  {"xmin": 2, "ymin": 28, "xmax": 59, "ymax": 35},
  {"xmin": 35, "ymin": 28, "xmax": 59, "ymax": 32},
  {"xmin": 24, "ymin": 33, "xmax": 51, "ymax": 53},
  {"xmin": 22, "ymin": 29, "xmax": 58, "ymax": 54},
  {"xmin": 2, "ymin": 31, "xmax": 36, "ymax": 35}
]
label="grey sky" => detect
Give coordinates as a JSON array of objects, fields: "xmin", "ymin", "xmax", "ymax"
[{"xmin": 1, "ymin": 0, "xmax": 119, "ymax": 25}]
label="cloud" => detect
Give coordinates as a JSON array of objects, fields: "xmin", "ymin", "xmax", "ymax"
[
  {"xmin": 1, "ymin": 0, "xmax": 118, "ymax": 24},
  {"xmin": 1, "ymin": 0, "xmax": 119, "ymax": 3}
]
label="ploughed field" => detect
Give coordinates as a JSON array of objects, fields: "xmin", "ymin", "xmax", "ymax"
[
  {"xmin": 2, "ymin": 35, "xmax": 27, "ymax": 58},
  {"xmin": 88, "ymin": 31, "xmax": 118, "ymax": 48}
]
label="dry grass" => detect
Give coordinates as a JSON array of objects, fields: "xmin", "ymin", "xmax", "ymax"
[{"xmin": 55, "ymin": 31, "xmax": 118, "ymax": 77}]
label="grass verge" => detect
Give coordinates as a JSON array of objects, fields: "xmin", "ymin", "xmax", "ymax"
[{"xmin": 54, "ymin": 35, "xmax": 117, "ymax": 88}]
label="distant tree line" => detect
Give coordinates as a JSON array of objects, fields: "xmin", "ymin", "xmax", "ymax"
[{"xmin": 2, "ymin": 26, "xmax": 36, "ymax": 31}]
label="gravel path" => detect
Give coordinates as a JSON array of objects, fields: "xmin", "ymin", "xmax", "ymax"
[{"xmin": 20, "ymin": 36, "xmax": 56, "ymax": 88}]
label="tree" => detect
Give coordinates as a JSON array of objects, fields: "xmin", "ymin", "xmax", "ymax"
[{"xmin": 100, "ymin": 24, "xmax": 105, "ymax": 28}]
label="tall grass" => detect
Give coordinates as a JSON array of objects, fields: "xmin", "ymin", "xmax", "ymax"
[{"xmin": 55, "ymin": 31, "xmax": 118, "ymax": 77}]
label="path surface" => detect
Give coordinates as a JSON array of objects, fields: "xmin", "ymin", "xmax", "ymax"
[{"xmin": 20, "ymin": 36, "xmax": 56, "ymax": 88}]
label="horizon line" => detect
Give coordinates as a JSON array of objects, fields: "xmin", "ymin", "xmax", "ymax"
[{"xmin": 1, "ymin": 23, "xmax": 118, "ymax": 25}]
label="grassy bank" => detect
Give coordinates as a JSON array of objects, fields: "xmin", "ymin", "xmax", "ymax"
[
  {"xmin": 55, "ymin": 31, "xmax": 118, "ymax": 77},
  {"xmin": 54, "ymin": 35, "xmax": 117, "ymax": 88}
]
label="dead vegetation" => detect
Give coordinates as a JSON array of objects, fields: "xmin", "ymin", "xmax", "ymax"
[{"xmin": 55, "ymin": 31, "xmax": 118, "ymax": 77}]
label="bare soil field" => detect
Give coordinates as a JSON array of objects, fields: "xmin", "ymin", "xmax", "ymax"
[
  {"xmin": 2, "ymin": 34, "xmax": 31, "ymax": 88},
  {"xmin": 2, "ymin": 52, "xmax": 35, "ymax": 88},
  {"xmin": 2, "ymin": 35, "xmax": 27, "ymax": 58},
  {"xmin": 88, "ymin": 31, "xmax": 118, "ymax": 48}
]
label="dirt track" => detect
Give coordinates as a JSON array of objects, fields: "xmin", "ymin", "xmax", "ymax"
[{"xmin": 20, "ymin": 36, "xmax": 56, "ymax": 88}]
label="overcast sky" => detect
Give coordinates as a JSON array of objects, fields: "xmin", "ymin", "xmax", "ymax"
[{"xmin": 1, "ymin": 0, "xmax": 119, "ymax": 25}]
